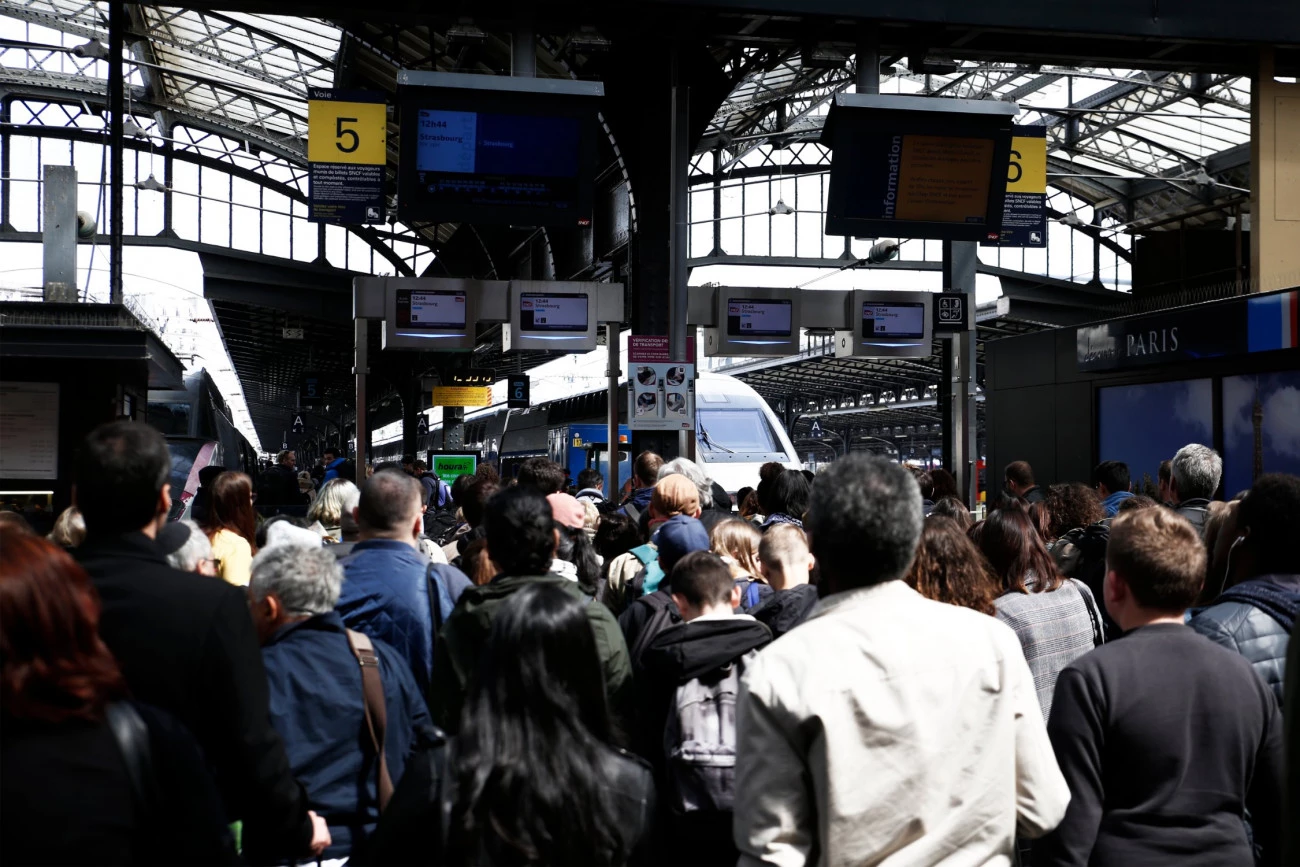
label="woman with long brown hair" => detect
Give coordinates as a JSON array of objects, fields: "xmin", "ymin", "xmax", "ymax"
[
  {"xmin": 0, "ymin": 526, "xmax": 233, "ymax": 864},
  {"xmin": 905, "ymin": 517, "xmax": 999, "ymax": 616},
  {"xmin": 200, "ymin": 472, "xmax": 258, "ymax": 587},
  {"xmin": 977, "ymin": 502, "xmax": 1104, "ymax": 720}
]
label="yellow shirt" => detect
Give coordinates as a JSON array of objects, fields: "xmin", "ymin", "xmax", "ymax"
[{"xmin": 209, "ymin": 529, "xmax": 253, "ymax": 587}]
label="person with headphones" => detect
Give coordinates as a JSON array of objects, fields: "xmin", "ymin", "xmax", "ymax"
[{"xmin": 1188, "ymin": 474, "xmax": 1300, "ymax": 703}]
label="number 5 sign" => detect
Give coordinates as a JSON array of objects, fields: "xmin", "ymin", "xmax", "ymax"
[{"xmin": 307, "ymin": 88, "xmax": 387, "ymax": 224}]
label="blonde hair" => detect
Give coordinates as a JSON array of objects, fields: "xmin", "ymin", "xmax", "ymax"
[
  {"xmin": 48, "ymin": 506, "xmax": 86, "ymax": 549},
  {"xmin": 759, "ymin": 523, "xmax": 811, "ymax": 585},
  {"xmin": 308, "ymin": 478, "xmax": 359, "ymax": 527},
  {"xmin": 710, "ymin": 519, "xmax": 762, "ymax": 580}
]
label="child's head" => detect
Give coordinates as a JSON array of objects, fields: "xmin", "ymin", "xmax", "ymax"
[
  {"xmin": 759, "ymin": 523, "xmax": 814, "ymax": 590},
  {"xmin": 670, "ymin": 550, "xmax": 739, "ymax": 621}
]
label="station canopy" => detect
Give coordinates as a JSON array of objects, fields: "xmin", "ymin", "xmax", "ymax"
[{"xmin": 0, "ymin": 2, "xmax": 1272, "ymax": 451}]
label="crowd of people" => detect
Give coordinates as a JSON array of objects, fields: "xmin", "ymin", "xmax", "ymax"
[{"xmin": 3, "ymin": 420, "xmax": 1299, "ymax": 866}]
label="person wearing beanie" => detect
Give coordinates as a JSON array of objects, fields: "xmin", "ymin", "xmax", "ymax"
[
  {"xmin": 603, "ymin": 475, "xmax": 704, "ymax": 616},
  {"xmin": 617, "ymin": 514, "xmax": 712, "ymax": 668},
  {"xmin": 546, "ymin": 493, "xmax": 601, "ymax": 591}
]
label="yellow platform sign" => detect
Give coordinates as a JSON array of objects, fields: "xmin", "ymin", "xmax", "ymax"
[
  {"xmin": 308, "ymin": 98, "xmax": 387, "ymax": 166},
  {"xmin": 432, "ymin": 386, "xmax": 492, "ymax": 407}
]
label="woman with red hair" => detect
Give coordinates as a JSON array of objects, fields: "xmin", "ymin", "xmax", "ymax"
[
  {"xmin": 200, "ymin": 472, "xmax": 259, "ymax": 587},
  {"xmin": 0, "ymin": 526, "xmax": 233, "ymax": 865}
]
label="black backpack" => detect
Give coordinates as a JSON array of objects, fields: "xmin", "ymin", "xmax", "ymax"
[
  {"xmin": 424, "ymin": 510, "xmax": 460, "ymax": 547},
  {"xmin": 627, "ymin": 592, "xmax": 681, "ymax": 670}
]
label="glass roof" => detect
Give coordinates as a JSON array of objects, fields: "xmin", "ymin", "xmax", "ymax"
[
  {"xmin": 704, "ymin": 54, "xmax": 1252, "ymax": 229},
  {"xmin": 1, "ymin": 1, "xmax": 340, "ymax": 155}
]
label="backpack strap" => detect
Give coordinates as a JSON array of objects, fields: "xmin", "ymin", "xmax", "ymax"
[
  {"xmin": 346, "ymin": 630, "xmax": 395, "ymax": 812},
  {"xmin": 623, "ymin": 502, "xmax": 641, "ymax": 523},
  {"xmin": 744, "ymin": 580, "xmax": 762, "ymax": 609},
  {"xmin": 630, "ymin": 543, "xmax": 657, "ymax": 566},
  {"xmin": 426, "ymin": 563, "xmax": 446, "ymax": 633},
  {"xmin": 105, "ymin": 702, "xmax": 159, "ymax": 822},
  {"xmin": 1074, "ymin": 580, "xmax": 1105, "ymax": 648}
]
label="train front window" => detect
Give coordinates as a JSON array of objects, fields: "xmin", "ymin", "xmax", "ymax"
[{"xmin": 697, "ymin": 409, "xmax": 779, "ymax": 454}]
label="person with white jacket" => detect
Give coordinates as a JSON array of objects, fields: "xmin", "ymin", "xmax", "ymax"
[{"xmin": 734, "ymin": 454, "xmax": 1070, "ymax": 867}]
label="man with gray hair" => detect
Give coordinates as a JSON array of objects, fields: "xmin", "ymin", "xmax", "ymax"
[
  {"xmin": 157, "ymin": 519, "xmax": 217, "ymax": 576},
  {"xmin": 1170, "ymin": 443, "xmax": 1222, "ymax": 537},
  {"xmin": 336, "ymin": 470, "xmax": 471, "ymax": 700},
  {"xmin": 734, "ymin": 454, "xmax": 1069, "ymax": 866},
  {"xmin": 251, "ymin": 544, "xmax": 434, "ymax": 862}
]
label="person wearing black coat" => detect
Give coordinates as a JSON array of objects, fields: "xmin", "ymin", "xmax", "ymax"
[{"xmin": 72, "ymin": 422, "xmax": 326, "ymax": 864}]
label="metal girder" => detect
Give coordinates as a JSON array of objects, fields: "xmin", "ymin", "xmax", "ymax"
[{"xmin": 2, "ymin": 111, "xmax": 429, "ymax": 276}]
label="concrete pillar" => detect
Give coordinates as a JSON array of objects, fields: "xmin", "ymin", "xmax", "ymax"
[{"xmin": 1250, "ymin": 47, "xmax": 1300, "ymax": 293}]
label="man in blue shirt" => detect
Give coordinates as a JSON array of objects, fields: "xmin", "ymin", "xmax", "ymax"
[
  {"xmin": 251, "ymin": 542, "xmax": 436, "ymax": 862},
  {"xmin": 336, "ymin": 470, "xmax": 471, "ymax": 701},
  {"xmin": 1095, "ymin": 460, "xmax": 1134, "ymax": 517}
]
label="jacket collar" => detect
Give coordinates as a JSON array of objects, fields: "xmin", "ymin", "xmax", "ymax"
[
  {"xmin": 78, "ymin": 530, "xmax": 169, "ymax": 566},
  {"xmin": 808, "ymin": 579, "xmax": 913, "ymax": 622},
  {"xmin": 576, "ymin": 488, "xmax": 605, "ymax": 501},
  {"xmin": 267, "ymin": 610, "xmax": 345, "ymax": 645},
  {"xmin": 352, "ymin": 537, "xmax": 419, "ymax": 554}
]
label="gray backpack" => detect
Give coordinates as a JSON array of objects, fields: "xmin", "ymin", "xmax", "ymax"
[{"xmin": 662, "ymin": 649, "xmax": 759, "ymax": 814}]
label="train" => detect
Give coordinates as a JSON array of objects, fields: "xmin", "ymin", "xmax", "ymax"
[
  {"xmin": 147, "ymin": 368, "xmax": 259, "ymax": 520},
  {"xmin": 373, "ymin": 372, "xmax": 801, "ymax": 494}
]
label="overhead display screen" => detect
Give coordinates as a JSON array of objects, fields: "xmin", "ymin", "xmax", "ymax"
[
  {"xmin": 397, "ymin": 77, "xmax": 599, "ymax": 227},
  {"xmin": 822, "ymin": 95, "xmax": 1016, "ymax": 242},
  {"xmin": 395, "ymin": 289, "xmax": 467, "ymax": 329},
  {"xmin": 862, "ymin": 302, "xmax": 926, "ymax": 339},
  {"xmin": 726, "ymin": 299, "xmax": 793, "ymax": 337},
  {"xmin": 520, "ymin": 293, "xmax": 588, "ymax": 333}
]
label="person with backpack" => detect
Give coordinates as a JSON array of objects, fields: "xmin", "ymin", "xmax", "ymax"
[
  {"xmin": 637, "ymin": 551, "xmax": 772, "ymax": 865},
  {"xmin": 250, "ymin": 543, "xmax": 435, "ymax": 861},
  {"xmin": 428, "ymin": 487, "xmax": 633, "ymax": 733},
  {"xmin": 618, "ymin": 514, "xmax": 712, "ymax": 672},
  {"xmin": 619, "ymin": 451, "xmax": 664, "ymax": 523},
  {"xmin": 336, "ymin": 471, "xmax": 472, "ymax": 704},
  {"xmin": 709, "ymin": 518, "xmax": 773, "ymax": 611},
  {"xmin": 605, "ymin": 474, "xmax": 702, "ymax": 616},
  {"xmin": 1045, "ymin": 482, "xmax": 1117, "ymax": 640}
]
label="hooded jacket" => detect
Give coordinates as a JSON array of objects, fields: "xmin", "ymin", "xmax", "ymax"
[
  {"xmin": 635, "ymin": 617, "xmax": 772, "ymax": 773},
  {"xmin": 749, "ymin": 585, "xmax": 820, "ymax": 639},
  {"xmin": 1189, "ymin": 574, "xmax": 1300, "ymax": 702},
  {"xmin": 428, "ymin": 573, "xmax": 633, "ymax": 733},
  {"xmin": 323, "ymin": 457, "xmax": 347, "ymax": 484}
]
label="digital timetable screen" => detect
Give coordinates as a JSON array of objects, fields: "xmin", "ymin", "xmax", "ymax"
[
  {"xmin": 397, "ymin": 81, "xmax": 599, "ymax": 227},
  {"xmin": 823, "ymin": 96, "xmax": 1015, "ymax": 241},
  {"xmin": 726, "ymin": 299, "xmax": 793, "ymax": 337},
  {"xmin": 395, "ymin": 289, "xmax": 467, "ymax": 329},
  {"xmin": 862, "ymin": 302, "xmax": 926, "ymax": 339},
  {"xmin": 519, "ymin": 293, "xmax": 588, "ymax": 332}
]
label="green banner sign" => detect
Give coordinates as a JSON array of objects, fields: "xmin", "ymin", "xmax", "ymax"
[{"xmin": 431, "ymin": 454, "xmax": 477, "ymax": 485}]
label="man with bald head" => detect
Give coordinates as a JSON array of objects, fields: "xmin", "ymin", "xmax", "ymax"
[{"xmin": 336, "ymin": 470, "xmax": 471, "ymax": 702}]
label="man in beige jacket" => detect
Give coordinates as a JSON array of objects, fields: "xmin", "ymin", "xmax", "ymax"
[{"xmin": 734, "ymin": 454, "xmax": 1070, "ymax": 867}]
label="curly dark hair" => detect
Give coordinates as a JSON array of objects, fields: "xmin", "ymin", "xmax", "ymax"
[
  {"xmin": 1045, "ymin": 483, "xmax": 1105, "ymax": 540},
  {"xmin": 905, "ymin": 517, "xmax": 999, "ymax": 616}
]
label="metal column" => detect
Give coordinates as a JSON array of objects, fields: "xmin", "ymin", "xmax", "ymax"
[
  {"xmin": 42, "ymin": 165, "xmax": 78, "ymax": 301},
  {"xmin": 669, "ymin": 47, "xmax": 691, "ymax": 458},
  {"xmin": 354, "ymin": 319, "xmax": 368, "ymax": 466},
  {"xmin": 941, "ymin": 240, "xmax": 978, "ymax": 506},
  {"xmin": 607, "ymin": 323, "xmax": 621, "ymax": 496},
  {"xmin": 107, "ymin": 1, "xmax": 124, "ymax": 304},
  {"xmin": 856, "ymin": 24, "xmax": 880, "ymax": 94}
]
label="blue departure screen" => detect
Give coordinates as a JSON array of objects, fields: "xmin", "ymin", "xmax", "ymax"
[{"xmin": 410, "ymin": 110, "xmax": 582, "ymax": 216}]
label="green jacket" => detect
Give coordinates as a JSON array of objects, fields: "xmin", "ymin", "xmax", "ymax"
[{"xmin": 428, "ymin": 573, "xmax": 633, "ymax": 732}]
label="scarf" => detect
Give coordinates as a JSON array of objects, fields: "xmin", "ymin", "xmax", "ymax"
[
  {"xmin": 761, "ymin": 513, "xmax": 804, "ymax": 530},
  {"xmin": 1214, "ymin": 575, "xmax": 1300, "ymax": 633}
]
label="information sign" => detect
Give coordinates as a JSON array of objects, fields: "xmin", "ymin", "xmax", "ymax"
[
  {"xmin": 982, "ymin": 126, "xmax": 1047, "ymax": 247},
  {"xmin": 307, "ymin": 88, "xmax": 387, "ymax": 224},
  {"xmin": 0, "ymin": 381, "xmax": 58, "ymax": 479},
  {"xmin": 861, "ymin": 302, "xmax": 926, "ymax": 339},
  {"xmin": 809, "ymin": 419, "xmax": 824, "ymax": 439},
  {"xmin": 507, "ymin": 375, "xmax": 530, "ymax": 409},
  {"xmin": 432, "ymin": 385, "xmax": 492, "ymax": 407},
  {"xmin": 300, "ymin": 372, "xmax": 324, "ymax": 405},
  {"xmin": 726, "ymin": 299, "xmax": 793, "ymax": 337},
  {"xmin": 628, "ymin": 362, "xmax": 695, "ymax": 432},
  {"xmin": 429, "ymin": 453, "xmax": 477, "ymax": 485},
  {"xmin": 444, "ymin": 369, "xmax": 495, "ymax": 387},
  {"xmin": 627, "ymin": 335, "xmax": 696, "ymax": 363},
  {"xmin": 933, "ymin": 292, "xmax": 972, "ymax": 333}
]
